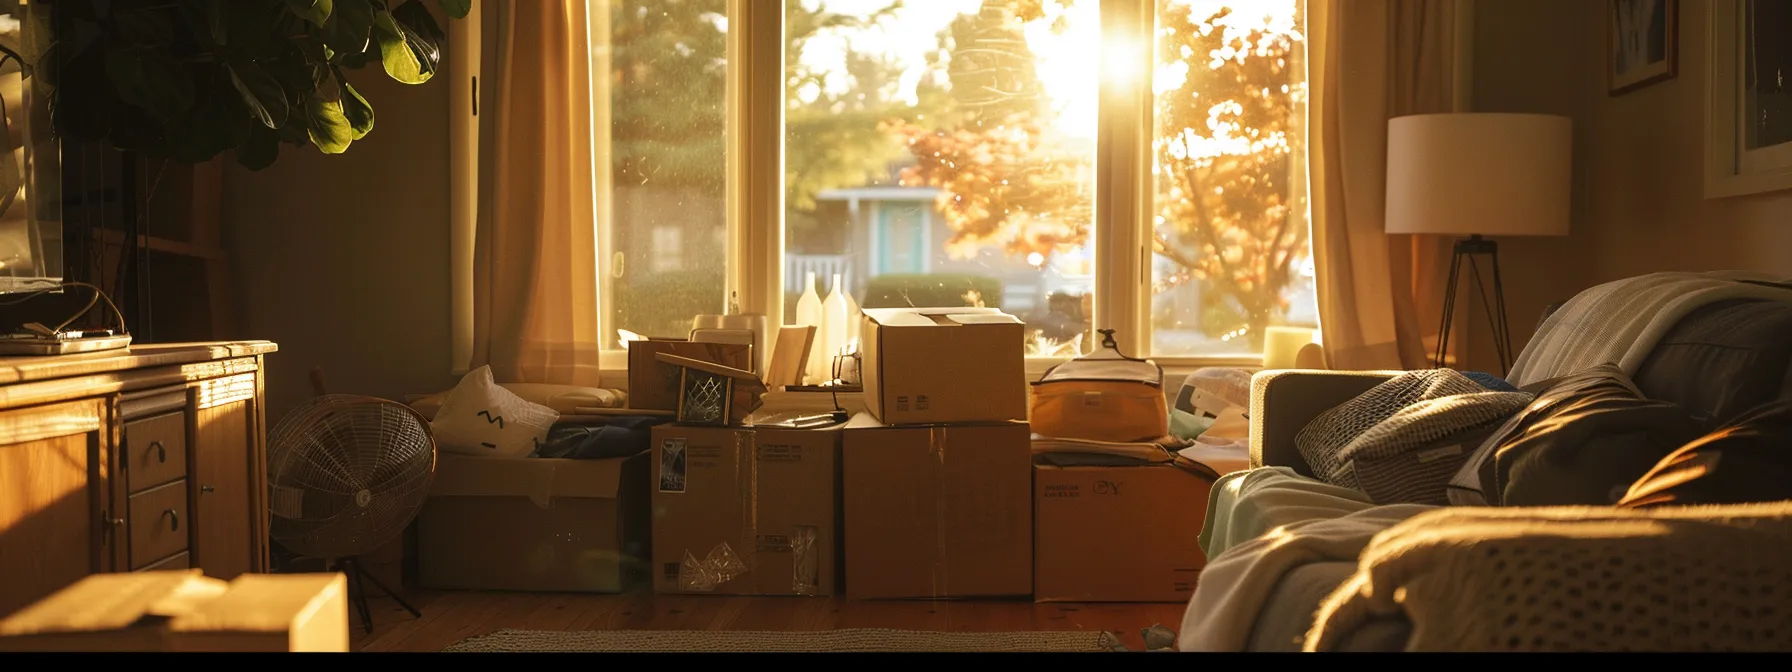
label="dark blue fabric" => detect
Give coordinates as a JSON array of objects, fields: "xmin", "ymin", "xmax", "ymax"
[
  {"xmin": 1461, "ymin": 371, "xmax": 1519, "ymax": 392},
  {"xmin": 534, "ymin": 416, "xmax": 672, "ymax": 460}
]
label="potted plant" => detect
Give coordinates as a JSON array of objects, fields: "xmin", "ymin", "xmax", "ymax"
[{"xmin": 38, "ymin": 0, "xmax": 470, "ymax": 169}]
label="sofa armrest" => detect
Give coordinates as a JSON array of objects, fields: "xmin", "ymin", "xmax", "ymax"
[
  {"xmin": 1307, "ymin": 502, "xmax": 1792, "ymax": 652},
  {"xmin": 1249, "ymin": 369, "xmax": 1402, "ymax": 477}
]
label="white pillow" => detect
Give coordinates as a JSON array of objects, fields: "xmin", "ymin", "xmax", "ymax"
[{"xmin": 430, "ymin": 366, "xmax": 561, "ymax": 458}]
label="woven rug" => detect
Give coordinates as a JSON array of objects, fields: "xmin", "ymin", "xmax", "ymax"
[{"xmin": 442, "ymin": 628, "xmax": 1121, "ymax": 652}]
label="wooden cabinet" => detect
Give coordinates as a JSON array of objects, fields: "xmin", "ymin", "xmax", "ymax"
[{"xmin": 0, "ymin": 342, "xmax": 276, "ymax": 617}]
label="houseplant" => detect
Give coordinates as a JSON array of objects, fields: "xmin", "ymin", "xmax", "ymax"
[{"xmin": 43, "ymin": 0, "xmax": 470, "ymax": 169}]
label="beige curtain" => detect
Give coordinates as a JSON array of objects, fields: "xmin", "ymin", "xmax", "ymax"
[
  {"xmin": 469, "ymin": 0, "xmax": 604, "ymax": 386},
  {"xmin": 1309, "ymin": 0, "xmax": 1459, "ymax": 371}
]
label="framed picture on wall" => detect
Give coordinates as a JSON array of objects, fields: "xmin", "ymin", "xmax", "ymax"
[
  {"xmin": 1705, "ymin": 0, "xmax": 1792, "ymax": 198},
  {"xmin": 1608, "ymin": 0, "xmax": 1678, "ymax": 95}
]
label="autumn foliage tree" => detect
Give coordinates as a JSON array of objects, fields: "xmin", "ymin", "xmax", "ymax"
[{"xmin": 892, "ymin": 0, "xmax": 1309, "ymax": 346}]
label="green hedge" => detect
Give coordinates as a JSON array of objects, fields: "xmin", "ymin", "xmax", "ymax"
[{"xmin": 861, "ymin": 273, "xmax": 1005, "ymax": 310}]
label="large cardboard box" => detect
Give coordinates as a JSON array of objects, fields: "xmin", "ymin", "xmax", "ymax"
[
  {"xmin": 650, "ymin": 423, "xmax": 841, "ymax": 596},
  {"xmin": 0, "ymin": 571, "xmax": 349, "ymax": 652},
  {"xmin": 860, "ymin": 308, "xmax": 1026, "ymax": 425},
  {"xmin": 842, "ymin": 413, "xmax": 1033, "ymax": 599},
  {"xmin": 1033, "ymin": 463, "xmax": 1214, "ymax": 602},
  {"xmin": 628, "ymin": 340, "xmax": 753, "ymax": 410},
  {"xmin": 418, "ymin": 453, "xmax": 650, "ymax": 593}
]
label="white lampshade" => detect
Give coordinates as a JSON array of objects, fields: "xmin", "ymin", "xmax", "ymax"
[{"xmin": 1385, "ymin": 113, "xmax": 1573, "ymax": 237}]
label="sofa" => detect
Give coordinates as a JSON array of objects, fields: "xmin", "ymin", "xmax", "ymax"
[{"xmin": 1202, "ymin": 276, "xmax": 1792, "ymax": 652}]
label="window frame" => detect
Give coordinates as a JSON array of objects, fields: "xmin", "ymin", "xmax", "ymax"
[{"xmin": 449, "ymin": 0, "xmax": 1291, "ymax": 380}]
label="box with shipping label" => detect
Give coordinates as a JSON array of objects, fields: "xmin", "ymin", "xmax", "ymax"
[
  {"xmin": 841, "ymin": 413, "xmax": 1033, "ymax": 599},
  {"xmin": 627, "ymin": 340, "xmax": 753, "ymax": 411},
  {"xmin": 650, "ymin": 423, "xmax": 841, "ymax": 596},
  {"xmin": 418, "ymin": 453, "xmax": 650, "ymax": 593},
  {"xmin": 859, "ymin": 308, "xmax": 1026, "ymax": 425},
  {"xmin": 0, "ymin": 571, "xmax": 349, "ymax": 652},
  {"xmin": 1033, "ymin": 463, "xmax": 1214, "ymax": 602}
]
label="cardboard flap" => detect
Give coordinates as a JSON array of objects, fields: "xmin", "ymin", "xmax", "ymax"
[
  {"xmin": 0, "ymin": 571, "xmax": 225, "ymax": 636},
  {"xmin": 861, "ymin": 307, "xmax": 1020, "ymax": 328},
  {"xmin": 431, "ymin": 454, "xmax": 630, "ymax": 506},
  {"xmin": 168, "ymin": 574, "xmax": 346, "ymax": 634}
]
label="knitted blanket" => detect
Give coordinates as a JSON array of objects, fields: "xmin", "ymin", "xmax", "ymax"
[
  {"xmin": 1306, "ymin": 502, "xmax": 1792, "ymax": 652},
  {"xmin": 1506, "ymin": 271, "xmax": 1792, "ymax": 388}
]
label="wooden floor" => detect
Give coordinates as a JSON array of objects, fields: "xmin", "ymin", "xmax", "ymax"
[{"xmin": 349, "ymin": 591, "xmax": 1185, "ymax": 652}]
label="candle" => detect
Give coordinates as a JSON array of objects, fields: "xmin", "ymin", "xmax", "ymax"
[{"xmin": 1262, "ymin": 326, "xmax": 1316, "ymax": 369}]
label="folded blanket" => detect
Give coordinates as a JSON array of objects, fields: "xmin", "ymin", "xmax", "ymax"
[
  {"xmin": 1198, "ymin": 466, "xmax": 1380, "ymax": 560},
  {"xmin": 1179, "ymin": 502, "xmax": 1437, "ymax": 652},
  {"xmin": 1507, "ymin": 271, "xmax": 1792, "ymax": 387}
]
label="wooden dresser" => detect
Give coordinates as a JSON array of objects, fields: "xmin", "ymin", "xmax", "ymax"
[{"xmin": 0, "ymin": 341, "xmax": 278, "ymax": 618}]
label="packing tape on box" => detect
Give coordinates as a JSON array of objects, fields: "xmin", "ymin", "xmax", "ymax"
[{"xmin": 930, "ymin": 425, "xmax": 949, "ymax": 600}]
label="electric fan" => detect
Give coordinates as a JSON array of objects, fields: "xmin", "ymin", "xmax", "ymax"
[{"xmin": 267, "ymin": 370, "xmax": 437, "ymax": 633}]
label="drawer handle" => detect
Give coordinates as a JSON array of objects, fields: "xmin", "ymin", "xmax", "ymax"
[
  {"xmin": 163, "ymin": 509, "xmax": 180, "ymax": 532},
  {"xmin": 201, "ymin": 485, "xmax": 215, "ymax": 493},
  {"xmin": 150, "ymin": 440, "xmax": 167, "ymax": 463}
]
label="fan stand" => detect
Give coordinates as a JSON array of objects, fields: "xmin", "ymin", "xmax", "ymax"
[{"xmin": 331, "ymin": 556, "xmax": 421, "ymax": 634}]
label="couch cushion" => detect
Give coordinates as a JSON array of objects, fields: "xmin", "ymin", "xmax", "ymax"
[
  {"xmin": 1632, "ymin": 299, "xmax": 1792, "ymax": 424},
  {"xmin": 1296, "ymin": 369, "xmax": 1488, "ymax": 487},
  {"xmin": 1448, "ymin": 363, "xmax": 1705, "ymax": 507},
  {"xmin": 1617, "ymin": 400, "xmax": 1792, "ymax": 508},
  {"xmin": 1335, "ymin": 391, "xmax": 1533, "ymax": 505}
]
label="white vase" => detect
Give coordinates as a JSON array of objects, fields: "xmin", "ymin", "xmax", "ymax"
[
  {"xmin": 794, "ymin": 272, "xmax": 825, "ymax": 384},
  {"xmin": 822, "ymin": 274, "xmax": 849, "ymax": 383},
  {"xmin": 842, "ymin": 278, "xmax": 861, "ymax": 348}
]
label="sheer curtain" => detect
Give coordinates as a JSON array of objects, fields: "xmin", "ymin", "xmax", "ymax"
[
  {"xmin": 1308, "ymin": 0, "xmax": 1462, "ymax": 371},
  {"xmin": 468, "ymin": 0, "xmax": 605, "ymax": 386}
]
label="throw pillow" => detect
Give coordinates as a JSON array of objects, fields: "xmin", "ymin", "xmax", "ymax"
[
  {"xmin": 1444, "ymin": 363, "xmax": 1704, "ymax": 507},
  {"xmin": 1296, "ymin": 369, "xmax": 1488, "ymax": 485},
  {"xmin": 1617, "ymin": 400, "xmax": 1792, "ymax": 509},
  {"xmin": 430, "ymin": 366, "xmax": 561, "ymax": 459},
  {"xmin": 1334, "ymin": 391, "xmax": 1534, "ymax": 505}
]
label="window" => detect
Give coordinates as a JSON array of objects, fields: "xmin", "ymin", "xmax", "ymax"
[
  {"xmin": 601, "ymin": 0, "xmax": 730, "ymax": 344},
  {"xmin": 454, "ymin": 0, "xmax": 1317, "ymax": 370},
  {"xmin": 783, "ymin": 1, "xmax": 1101, "ymax": 357},
  {"xmin": 1148, "ymin": 0, "xmax": 1314, "ymax": 356}
]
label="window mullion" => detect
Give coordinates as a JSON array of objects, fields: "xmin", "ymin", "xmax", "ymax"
[
  {"xmin": 1096, "ymin": 0, "xmax": 1154, "ymax": 357},
  {"xmin": 726, "ymin": 0, "xmax": 786, "ymax": 327}
]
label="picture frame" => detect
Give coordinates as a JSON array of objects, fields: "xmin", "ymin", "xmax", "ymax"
[
  {"xmin": 1608, "ymin": 0, "xmax": 1679, "ymax": 96},
  {"xmin": 1704, "ymin": 0, "xmax": 1792, "ymax": 199}
]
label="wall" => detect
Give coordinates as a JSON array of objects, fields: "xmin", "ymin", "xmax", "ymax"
[
  {"xmin": 1467, "ymin": 0, "xmax": 1792, "ymax": 373},
  {"xmin": 220, "ymin": 67, "xmax": 457, "ymax": 421}
]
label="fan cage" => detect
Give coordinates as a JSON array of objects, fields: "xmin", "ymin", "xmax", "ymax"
[{"xmin": 267, "ymin": 394, "xmax": 437, "ymax": 561}]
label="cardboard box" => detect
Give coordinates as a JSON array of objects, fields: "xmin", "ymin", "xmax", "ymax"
[
  {"xmin": 650, "ymin": 423, "xmax": 842, "ymax": 596},
  {"xmin": 418, "ymin": 453, "xmax": 650, "ymax": 593},
  {"xmin": 1033, "ymin": 463, "xmax": 1214, "ymax": 602},
  {"xmin": 842, "ymin": 413, "xmax": 1033, "ymax": 599},
  {"xmin": 0, "ymin": 571, "xmax": 349, "ymax": 652},
  {"xmin": 860, "ymin": 308, "xmax": 1026, "ymax": 425},
  {"xmin": 628, "ymin": 340, "xmax": 753, "ymax": 411}
]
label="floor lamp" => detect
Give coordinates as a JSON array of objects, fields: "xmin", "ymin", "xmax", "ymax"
[{"xmin": 1385, "ymin": 113, "xmax": 1573, "ymax": 375}]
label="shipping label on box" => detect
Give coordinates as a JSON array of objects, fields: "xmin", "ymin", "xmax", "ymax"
[
  {"xmin": 841, "ymin": 413, "xmax": 1033, "ymax": 600},
  {"xmin": 859, "ymin": 308, "xmax": 1026, "ymax": 425},
  {"xmin": 1033, "ymin": 463, "xmax": 1213, "ymax": 603},
  {"xmin": 651, "ymin": 424, "xmax": 841, "ymax": 596}
]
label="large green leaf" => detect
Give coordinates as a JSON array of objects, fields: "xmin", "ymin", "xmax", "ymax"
[
  {"xmin": 111, "ymin": 8, "xmax": 175, "ymax": 47},
  {"xmin": 237, "ymin": 124, "xmax": 281, "ymax": 170},
  {"xmin": 393, "ymin": 0, "xmax": 446, "ymax": 55},
  {"xmin": 325, "ymin": 0, "xmax": 376, "ymax": 60},
  {"xmin": 104, "ymin": 46, "xmax": 196, "ymax": 122},
  {"xmin": 334, "ymin": 67, "xmax": 375, "ymax": 140},
  {"xmin": 373, "ymin": 9, "xmax": 429, "ymax": 84},
  {"xmin": 306, "ymin": 94, "xmax": 354, "ymax": 153},
  {"xmin": 226, "ymin": 61, "xmax": 290, "ymax": 129},
  {"xmin": 436, "ymin": 0, "xmax": 471, "ymax": 20},
  {"xmin": 169, "ymin": 77, "xmax": 243, "ymax": 163},
  {"xmin": 285, "ymin": 0, "xmax": 335, "ymax": 27}
]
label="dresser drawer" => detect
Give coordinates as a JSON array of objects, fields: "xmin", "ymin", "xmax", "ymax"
[
  {"xmin": 137, "ymin": 551, "xmax": 190, "ymax": 572},
  {"xmin": 125, "ymin": 411, "xmax": 188, "ymax": 493},
  {"xmin": 129, "ymin": 480, "xmax": 190, "ymax": 569}
]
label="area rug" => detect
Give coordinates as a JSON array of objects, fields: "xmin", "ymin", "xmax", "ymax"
[{"xmin": 442, "ymin": 628, "xmax": 1121, "ymax": 652}]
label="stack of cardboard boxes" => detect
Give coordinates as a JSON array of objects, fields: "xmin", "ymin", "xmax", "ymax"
[{"xmin": 413, "ymin": 307, "xmax": 1212, "ymax": 603}]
